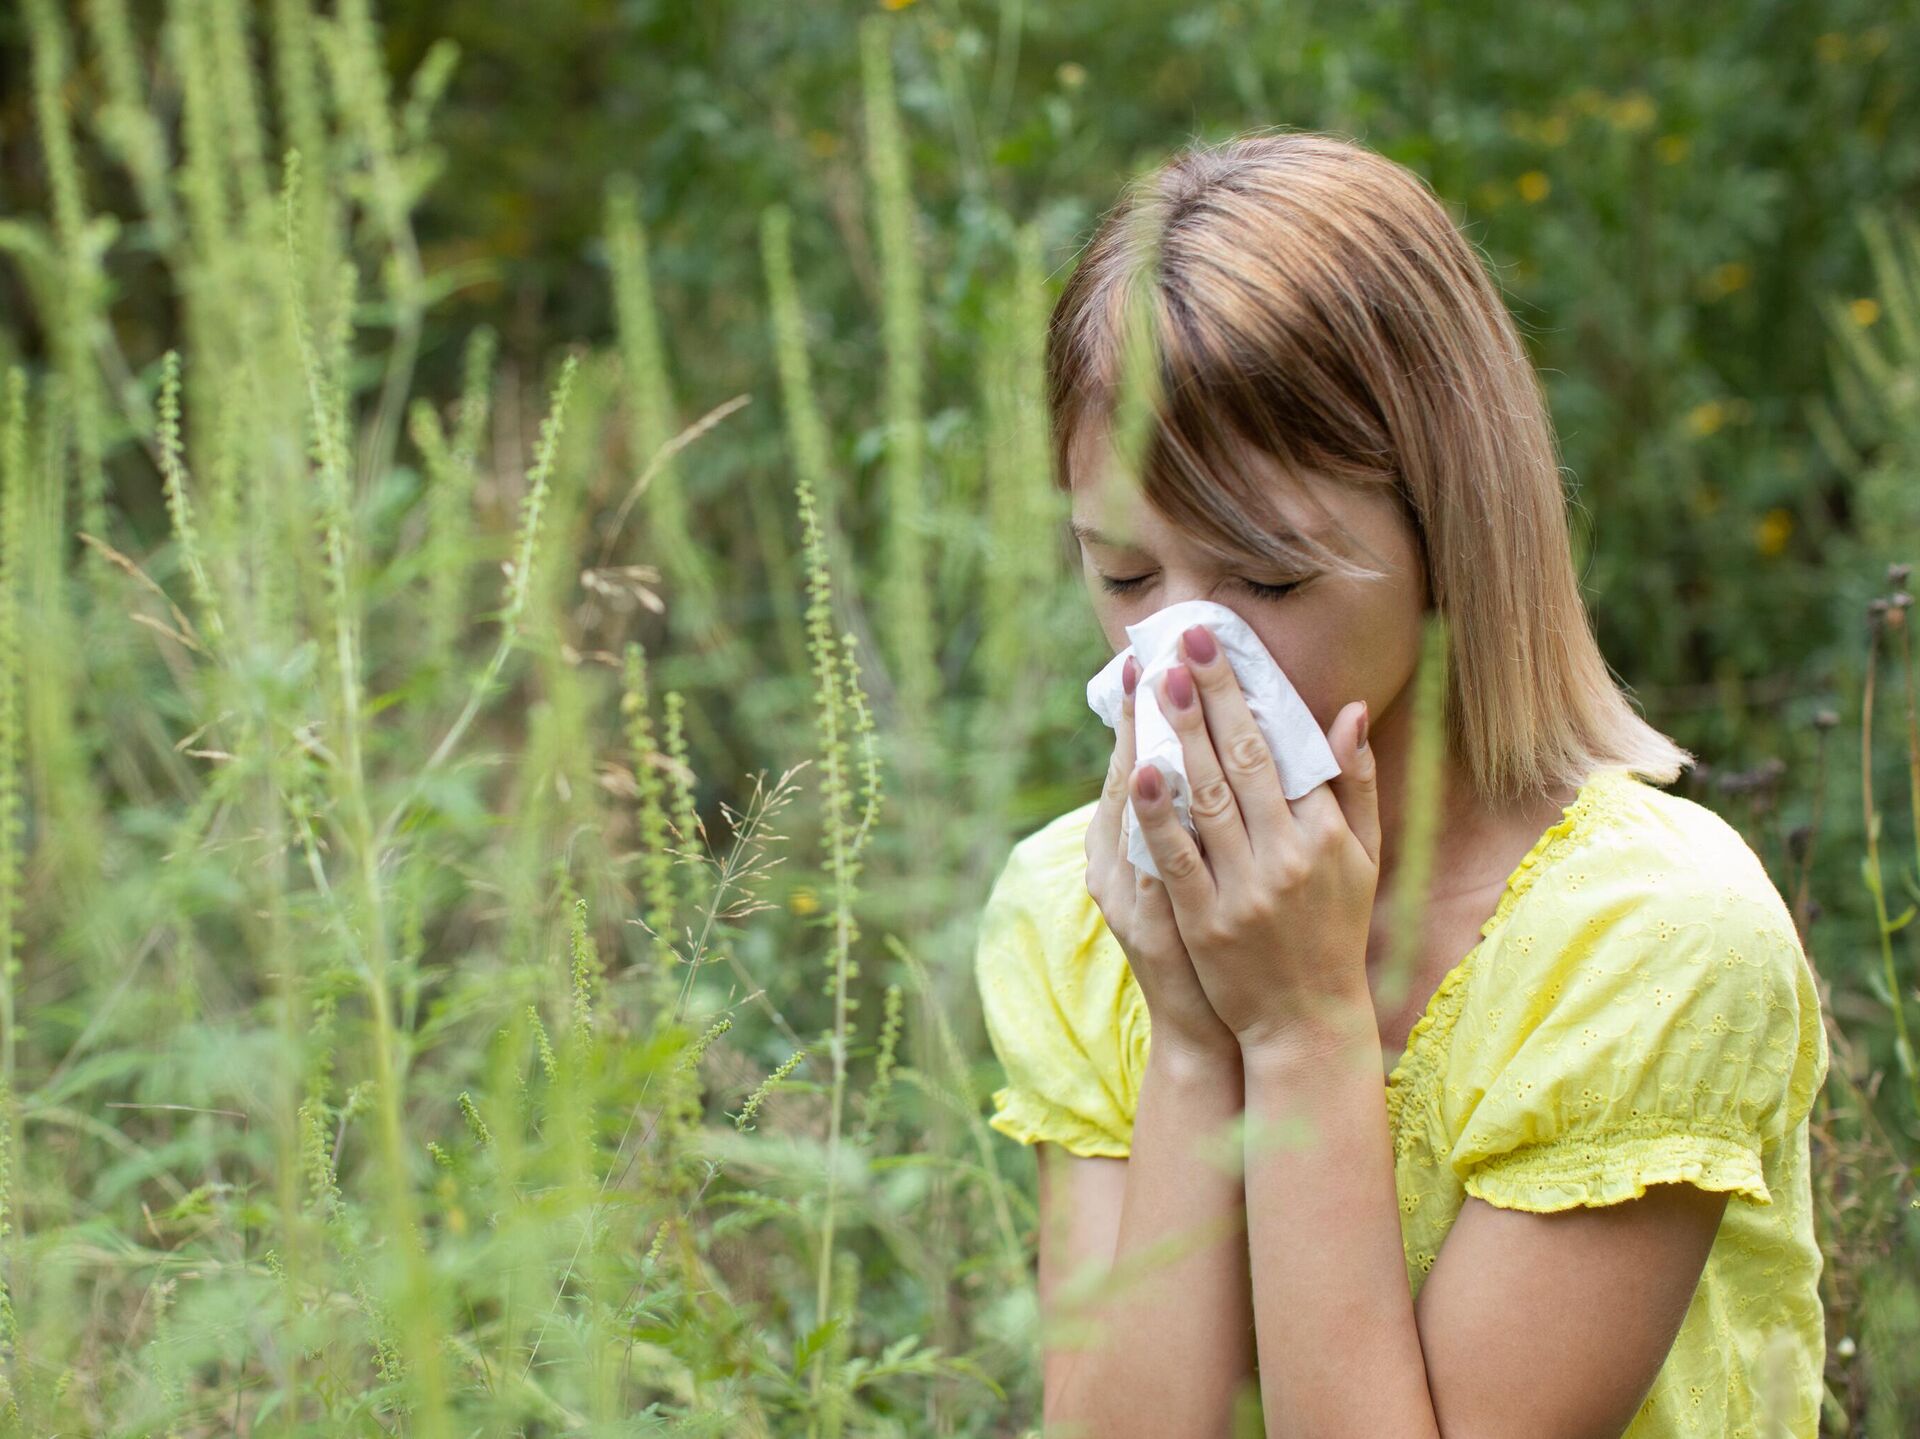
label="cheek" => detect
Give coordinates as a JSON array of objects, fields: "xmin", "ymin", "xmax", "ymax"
[
  {"xmin": 1247, "ymin": 619, "xmax": 1340, "ymax": 720},
  {"xmin": 1256, "ymin": 589, "xmax": 1420, "ymax": 730},
  {"xmin": 1090, "ymin": 597, "xmax": 1131, "ymax": 657}
]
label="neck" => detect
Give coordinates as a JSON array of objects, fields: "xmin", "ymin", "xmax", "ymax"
[{"xmin": 1367, "ymin": 712, "xmax": 1490, "ymax": 906}]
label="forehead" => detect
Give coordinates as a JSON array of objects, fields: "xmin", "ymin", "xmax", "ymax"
[{"xmin": 1067, "ymin": 428, "xmax": 1340, "ymax": 551}]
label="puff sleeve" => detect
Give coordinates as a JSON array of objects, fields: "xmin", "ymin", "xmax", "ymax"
[
  {"xmin": 974, "ymin": 814, "xmax": 1145, "ymax": 1159},
  {"xmin": 1445, "ymin": 873, "xmax": 1829, "ymax": 1214}
]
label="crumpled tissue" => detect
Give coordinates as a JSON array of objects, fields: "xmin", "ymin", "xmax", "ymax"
[{"xmin": 1086, "ymin": 598, "xmax": 1342, "ymax": 880}]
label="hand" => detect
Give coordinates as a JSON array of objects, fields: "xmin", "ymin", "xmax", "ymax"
[
  {"xmin": 1085, "ymin": 653, "xmax": 1241, "ymax": 1068},
  {"xmin": 1129, "ymin": 623, "xmax": 1382, "ymax": 1058}
]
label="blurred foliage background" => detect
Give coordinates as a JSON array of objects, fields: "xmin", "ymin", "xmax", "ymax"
[{"xmin": 0, "ymin": 0, "xmax": 1917, "ymax": 1433}]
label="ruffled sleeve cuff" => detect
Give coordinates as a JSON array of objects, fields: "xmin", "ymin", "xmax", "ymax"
[
  {"xmin": 987, "ymin": 1085, "xmax": 1132, "ymax": 1159},
  {"xmin": 1460, "ymin": 1122, "xmax": 1771, "ymax": 1214}
]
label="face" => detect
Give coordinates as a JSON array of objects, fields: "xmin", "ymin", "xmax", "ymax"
[{"xmin": 1068, "ymin": 426, "xmax": 1429, "ymax": 740}]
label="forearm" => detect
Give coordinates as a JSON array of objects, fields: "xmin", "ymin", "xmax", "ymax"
[
  {"xmin": 1049, "ymin": 1044, "xmax": 1256, "ymax": 1438},
  {"xmin": 1241, "ymin": 1017, "xmax": 1441, "ymax": 1439}
]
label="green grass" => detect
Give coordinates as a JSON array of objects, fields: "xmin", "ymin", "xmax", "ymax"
[{"xmin": 0, "ymin": 0, "xmax": 1916, "ymax": 1433}]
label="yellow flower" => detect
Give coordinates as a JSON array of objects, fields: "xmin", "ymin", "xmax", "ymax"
[
  {"xmin": 1700, "ymin": 261, "xmax": 1750, "ymax": 300},
  {"xmin": 1686, "ymin": 401, "xmax": 1726, "ymax": 438},
  {"xmin": 1849, "ymin": 297, "xmax": 1881, "ymax": 327},
  {"xmin": 1516, "ymin": 171, "xmax": 1551, "ymax": 203},
  {"xmin": 1610, "ymin": 92, "xmax": 1657, "ymax": 132},
  {"xmin": 1754, "ymin": 507, "xmax": 1794, "ymax": 557},
  {"xmin": 1815, "ymin": 32, "xmax": 1848, "ymax": 63},
  {"xmin": 1057, "ymin": 61, "xmax": 1087, "ymax": 89},
  {"xmin": 1656, "ymin": 134, "xmax": 1690, "ymax": 165},
  {"xmin": 788, "ymin": 886, "xmax": 821, "ymax": 917},
  {"xmin": 881, "ymin": 0, "xmax": 917, "ymax": 9}
]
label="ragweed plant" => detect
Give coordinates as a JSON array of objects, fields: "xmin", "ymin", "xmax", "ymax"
[{"xmin": 0, "ymin": 1, "xmax": 1015, "ymax": 1432}]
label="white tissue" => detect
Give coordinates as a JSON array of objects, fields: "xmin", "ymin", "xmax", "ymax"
[{"xmin": 1087, "ymin": 598, "xmax": 1343, "ymax": 880}]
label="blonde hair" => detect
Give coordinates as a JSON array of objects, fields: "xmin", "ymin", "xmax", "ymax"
[{"xmin": 1046, "ymin": 128, "xmax": 1693, "ymax": 805}]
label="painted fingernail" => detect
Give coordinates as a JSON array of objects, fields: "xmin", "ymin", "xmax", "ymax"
[
  {"xmin": 1137, "ymin": 765, "xmax": 1162, "ymax": 801},
  {"xmin": 1123, "ymin": 655, "xmax": 1139, "ymax": 696},
  {"xmin": 1182, "ymin": 624, "xmax": 1217, "ymax": 665},
  {"xmin": 1166, "ymin": 666, "xmax": 1195, "ymax": 710}
]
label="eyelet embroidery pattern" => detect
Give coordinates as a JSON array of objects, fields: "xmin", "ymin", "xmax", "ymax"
[
  {"xmin": 1382, "ymin": 771, "xmax": 1618, "ymax": 1136},
  {"xmin": 977, "ymin": 762, "xmax": 1830, "ymax": 1438},
  {"xmin": 1373, "ymin": 768, "xmax": 1828, "ymax": 1437}
]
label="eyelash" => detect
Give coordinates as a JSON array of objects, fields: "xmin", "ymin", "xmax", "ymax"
[{"xmin": 1098, "ymin": 574, "xmax": 1303, "ymax": 601}]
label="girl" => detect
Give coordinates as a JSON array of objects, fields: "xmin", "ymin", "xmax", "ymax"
[{"xmin": 974, "ymin": 130, "xmax": 1830, "ymax": 1438}]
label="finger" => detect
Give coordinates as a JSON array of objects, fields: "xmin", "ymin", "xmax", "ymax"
[
  {"xmin": 1117, "ymin": 659, "xmax": 1139, "ymax": 863},
  {"xmin": 1321, "ymin": 700, "xmax": 1381, "ymax": 868},
  {"xmin": 1178, "ymin": 623, "xmax": 1296, "ymax": 857},
  {"xmin": 1155, "ymin": 661, "xmax": 1254, "ymax": 888},
  {"xmin": 1131, "ymin": 851, "xmax": 1178, "ymax": 938},
  {"xmin": 1087, "ymin": 654, "xmax": 1139, "ymax": 870},
  {"xmin": 1131, "ymin": 757, "xmax": 1216, "ymax": 918}
]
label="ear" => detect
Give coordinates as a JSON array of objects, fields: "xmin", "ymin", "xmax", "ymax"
[{"xmin": 1327, "ymin": 701, "xmax": 1380, "ymax": 869}]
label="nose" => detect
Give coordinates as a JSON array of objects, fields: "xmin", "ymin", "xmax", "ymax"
[
  {"xmin": 1158, "ymin": 578, "xmax": 1212, "ymax": 608},
  {"xmin": 1152, "ymin": 574, "xmax": 1238, "ymax": 613}
]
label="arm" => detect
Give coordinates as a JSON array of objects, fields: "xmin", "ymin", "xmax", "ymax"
[
  {"xmin": 1113, "ymin": 628, "xmax": 1758, "ymax": 1437},
  {"xmin": 1041, "ymin": 1044, "xmax": 1258, "ymax": 1438},
  {"xmin": 1241, "ymin": 1022, "xmax": 1728, "ymax": 1439}
]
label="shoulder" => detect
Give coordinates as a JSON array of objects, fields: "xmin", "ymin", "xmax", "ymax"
[
  {"xmin": 976, "ymin": 797, "xmax": 1109, "ymax": 983},
  {"xmin": 1440, "ymin": 774, "xmax": 1830, "ymax": 1208},
  {"xmin": 1005, "ymin": 797, "xmax": 1102, "ymax": 874},
  {"xmin": 1454, "ymin": 770, "xmax": 1829, "ymax": 1146},
  {"xmin": 1515, "ymin": 770, "xmax": 1807, "ymax": 970},
  {"xmin": 1601, "ymin": 772, "xmax": 1791, "ymax": 910},
  {"xmin": 975, "ymin": 798, "xmax": 1148, "ymax": 1157},
  {"xmin": 978, "ymin": 799, "xmax": 1099, "ymax": 933}
]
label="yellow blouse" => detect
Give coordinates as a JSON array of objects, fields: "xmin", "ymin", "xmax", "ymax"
[{"xmin": 975, "ymin": 765, "xmax": 1831, "ymax": 1438}]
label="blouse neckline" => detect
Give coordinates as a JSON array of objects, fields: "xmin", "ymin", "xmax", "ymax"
[{"xmin": 1382, "ymin": 766, "xmax": 1634, "ymax": 1126}]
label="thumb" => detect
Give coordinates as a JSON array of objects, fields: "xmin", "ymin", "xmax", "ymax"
[{"xmin": 1329, "ymin": 700, "xmax": 1380, "ymax": 869}]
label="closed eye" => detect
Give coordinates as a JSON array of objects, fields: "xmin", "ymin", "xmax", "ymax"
[{"xmin": 1098, "ymin": 574, "xmax": 1304, "ymax": 601}]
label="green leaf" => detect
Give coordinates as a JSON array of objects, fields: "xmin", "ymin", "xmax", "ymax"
[
  {"xmin": 1889, "ymin": 904, "xmax": 1918, "ymax": 935},
  {"xmin": 791, "ymin": 1316, "xmax": 843, "ymax": 1381}
]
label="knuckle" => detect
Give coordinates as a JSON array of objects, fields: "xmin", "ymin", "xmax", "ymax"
[
  {"xmin": 1226, "ymin": 731, "xmax": 1273, "ymax": 775},
  {"xmin": 1191, "ymin": 917, "xmax": 1233, "ymax": 952},
  {"xmin": 1161, "ymin": 847, "xmax": 1206, "ymax": 884},
  {"xmin": 1246, "ymin": 893, "xmax": 1280, "ymax": 927},
  {"xmin": 1187, "ymin": 775, "xmax": 1236, "ymax": 822}
]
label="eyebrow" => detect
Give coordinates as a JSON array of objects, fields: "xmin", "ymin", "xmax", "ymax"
[
  {"xmin": 1069, "ymin": 520, "xmax": 1140, "ymax": 549},
  {"xmin": 1070, "ymin": 515, "xmax": 1330, "ymax": 552}
]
